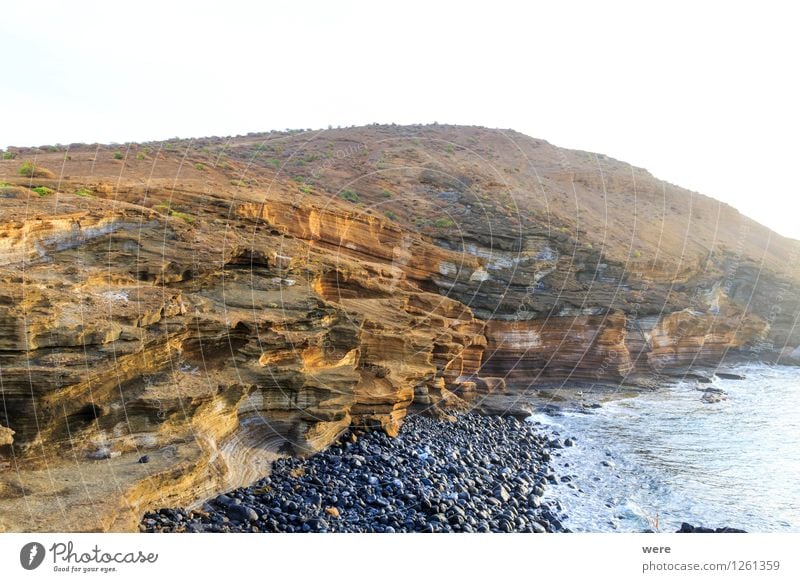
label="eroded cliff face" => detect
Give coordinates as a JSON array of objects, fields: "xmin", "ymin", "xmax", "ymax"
[{"xmin": 1, "ymin": 124, "xmax": 798, "ymax": 531}]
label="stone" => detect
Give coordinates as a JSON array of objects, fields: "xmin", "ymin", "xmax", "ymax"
[
  {"xmin": 716, "ymin": 371, "xmax": 745, "ymax": 380},
  {"xmin": 494, "ymin": 484, "xmax": 511, "ymax": 503},
  {"xmin": 0, "ymin": 425, "xmax": 14, "ymax": 447},
  {"xmin": 677, "ymin": 522, "xmax": 746, "ymax": 533},
  {"xmin": 226, "ymin": 505, "xmax": 259, "ymax": 523}
]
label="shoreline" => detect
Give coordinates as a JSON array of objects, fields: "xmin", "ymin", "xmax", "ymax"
[
  {"xmin": 141, "ymin": 413, "xmax": 572, "ymax": 533},
  {"xmin": 140, "ymin": 362, "xmax": 793, "ymax": 534},
  {"xmin": 534, "ymin": 363, "xmax": 796, "ymax": 533}
]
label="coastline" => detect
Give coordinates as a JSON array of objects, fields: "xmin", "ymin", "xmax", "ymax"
[
  {"xmin": 536, "ymin": 363, "xmax": 800, "ymax": 533},
  {"xmin": 141, "ymin": 363, "xmax": 792, "ymax": 534}
]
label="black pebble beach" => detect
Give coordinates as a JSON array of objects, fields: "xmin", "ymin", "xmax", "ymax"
[{"xmin": 141, "ymin": 413, "xmax": 571, "ymax": 533}]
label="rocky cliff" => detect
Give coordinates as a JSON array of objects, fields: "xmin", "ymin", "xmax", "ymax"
[{"xmin": 1, "ymin": 124, "xmax": 798, "ymax": 531}]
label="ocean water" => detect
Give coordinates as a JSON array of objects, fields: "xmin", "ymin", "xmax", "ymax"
[{"xmin": 529, "ymin": 364, "xmax": 800, "ymax": 532}]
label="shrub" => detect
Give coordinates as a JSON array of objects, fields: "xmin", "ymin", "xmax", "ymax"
[
  {"xmin": 112, "ymin": 152, "xmax": 124, "ymax": 160},
  {"xmin": 340, "ymin": 190, "xmax": 359, "ymax": 203},
  {"xmin": 299, "ymin": 184, "xmax": 313, "ymax": 194},
  {"xmin": 18, "ymin": 160, "xmax": 54, "ymax": 178},
  {"xmin": 19, "ymin": 161, "xmax": 36, "ymax": 178},
  {"xmin": 434, "ymin": 217, "xmax": 455, "ymax": 228},
  {"xmin": 74, "ymin": 188, "xmax": 94, "ymax": 197},
  {"xmin": 170, "ymin": 210, "xmax": 194, "ymax": 224},
  {"xmin": 136, "ymin": 152, "xmax": 146, "ymax": 160},
  {"xmin": 384, "ymin": 210, "xmax": 397, "ymax": 220},
  {"xmin": 380, "ymin": 189, "xmax": 393, "ymax": 198},
  {"xmin": 2, "ymin": 151, "xmax": 16, "ymax": 160},
  {"xmin": 32, "ymin": 186, "xmax": 55, "ymax": 197}
]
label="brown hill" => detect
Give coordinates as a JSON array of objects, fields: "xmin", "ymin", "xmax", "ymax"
[{"xmin": 1, "ymin": 124, "xmax": 798, "ymax": 531}]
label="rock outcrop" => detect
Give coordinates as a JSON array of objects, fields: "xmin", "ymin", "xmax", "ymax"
[{"xmin": 1, "ymin": 124, "xmax": 798, "ymax": 531}]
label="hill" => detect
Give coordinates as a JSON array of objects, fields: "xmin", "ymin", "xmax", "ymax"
[{"xmin": 1, "ymin": 124, "xmax": 798, "ymax": 531}]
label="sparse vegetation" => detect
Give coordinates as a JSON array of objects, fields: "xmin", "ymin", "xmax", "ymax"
[
  {"xmin": 154, "ymin": 203, "xmax": 194, "ymax": 224},
  {"xmin": 194, "ymin": 162, "xmax": 206, "ymax": 171},
  {"xmin": 434, "ymin": 217, "xmax": 455, "ymax": 228},
  {"xmin": 299, "ymin": 184, "xmax": 313, "ymax": 194},
  {"xmin": 3, "ymin": 151, "xmax": 16, "ymax": 160},
  {"xmin": 380, "ymin": 189, "xmax": 393, "ymax": 198},
  {"xmin": 170, "ymin": 210, "xmax": 194, "ymax": 224},
  {"xmin": 113, "ymin": 152, "xmax": 124, "ymax": 160},
  {"xmin": 32, "ymin": 186, "xmax": 55, "ymax": 197},
  {"xmin": 19, "ymin": 160, "xmax": 54, "ymax": 178},
  {"xmin": 136, "ymin": 152, "xmax": 146, "ymax": 160},
  {"xmin": 384, "ymin": 210, "xmax": 397, "ymax": 220},
  {"xmin": 340, "ymin": 190, "xmax": 359, "ymax": 203},
  {"xmin": 74, "ymin": 188, "xmax": 94, "ymax": 197}
]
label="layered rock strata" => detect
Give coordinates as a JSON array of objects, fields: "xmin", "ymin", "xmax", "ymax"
[{"xmin": 0, "ymin": 124, "xmax": 798, "ymax": 531}]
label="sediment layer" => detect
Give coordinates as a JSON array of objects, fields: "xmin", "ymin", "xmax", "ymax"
[{"xmin": 1, "ymin": 124, "xmax": 798, "ymax": 531}]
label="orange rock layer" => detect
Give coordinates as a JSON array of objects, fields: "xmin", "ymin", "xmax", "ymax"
[{"xmin": 0, "ymin": 124, "xmax": 797, "ymax": 531}]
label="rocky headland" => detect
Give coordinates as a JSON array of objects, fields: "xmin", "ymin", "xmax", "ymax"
[{"xmin": 1, "ymin": 124, "xmax": 799, "ymax": 532}]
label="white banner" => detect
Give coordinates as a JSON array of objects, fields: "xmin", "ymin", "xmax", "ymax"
[{"xmin": 1, "ymin": 533, "xmax": 797, "ymax": 581}]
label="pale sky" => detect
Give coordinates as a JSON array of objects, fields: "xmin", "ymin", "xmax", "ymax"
[{"xmin": 2, "ymin": 1, "xmax": 798, "ymax": 239}]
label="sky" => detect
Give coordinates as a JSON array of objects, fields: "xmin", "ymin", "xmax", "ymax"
[{"xmin": 1, "ymin": 0, "xmax": 798, "ymax": 239}]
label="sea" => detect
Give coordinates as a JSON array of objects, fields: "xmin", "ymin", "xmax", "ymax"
[{"xmin": 529, "ymin": 364, "xmax": 800, "ymax": 532}]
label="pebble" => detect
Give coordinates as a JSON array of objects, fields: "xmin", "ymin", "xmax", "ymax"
[{"xmin": 141, "ymin": 413, "xmax": 569, "ymax": 533}]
